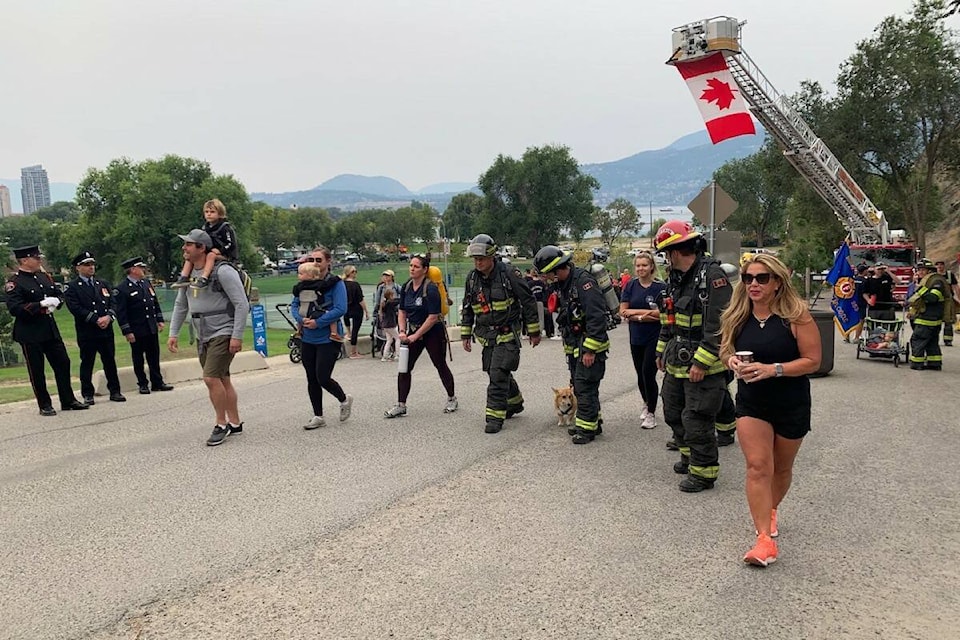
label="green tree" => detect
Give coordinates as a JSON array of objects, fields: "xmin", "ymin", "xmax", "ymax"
[
  {"xmin": 477, "ymin": 145, "xmax": 599, "ymax": 256},
  {"xmin": 34, "ymin": 201, "xmax": 80, "ymax": 223},
  {"xmin": 252, "ymin": 204, "xmax": 296, "ymax": 261},
  {"xmin": 291, "ymin": 207, "xmax": 335, "ymax": 249},
  {"xmin": 593, "ymin": 198, "xmax": 640, "ymax": 249},
  {"xmin": 76, "ymin": 155, "xmax": 253, "ymax": 280},
  {"xmin": 442, "ymin": 193, "xmax": 484, "ymax": 241},
  {"xmin": 714, "ymin": 141, "xmax": 791, "ymax": 247},
  {"xmin": 336, "ymin": 212, "xmax": 377, "ymax": 252},
  {"xmin": 836, "ymin": 0, "xmax": 960, "ymax": 252}
]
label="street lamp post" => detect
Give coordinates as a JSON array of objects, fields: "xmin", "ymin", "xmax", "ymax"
[{"xmin": 437, "ymin": 218, "xmax": 450, "ymax": 323}]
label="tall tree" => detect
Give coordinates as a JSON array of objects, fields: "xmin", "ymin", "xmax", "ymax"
[
  {"xmin": 291, "ymin": 207, "xmax": 335, "ymax": 249},
  {"xmin": 714, "ymin": 140, "xmax": 791, "ymax": 247},
  {"xmin": 251, "ymin": 204, "xmax": 296, "ymax": 261},
  {"xmin": 477, "ymin": 145, "xmax": 599, "ymax": 257},
  {"xmin": 33, "ymin": 201, "xmax": 80, "ymax": 223},
  {"xmin": 442, "ymin": 192, "xmax": 484, "ymax": 241},
  {"xmin": 593, "ymin": 198, "xmax": 640, "ymax": 249},
  {"xmin": 836, "ymin": 0, "xmax": 960, "ymax": 252}
]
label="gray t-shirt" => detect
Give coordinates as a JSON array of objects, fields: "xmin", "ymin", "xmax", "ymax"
[{"xmin": 169, "ymin": 263, "xmax": 249, "ymax": 343}]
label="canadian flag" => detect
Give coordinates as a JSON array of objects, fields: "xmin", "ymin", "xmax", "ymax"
[{"xmin": 675, "ymin": 52, "xmax": 755, "ymax": 144}]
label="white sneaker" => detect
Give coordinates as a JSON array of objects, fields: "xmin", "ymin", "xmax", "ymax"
[
  {"xmin": 304, "ymin": 416, "xmax": 326, "ymax": 430},
  {"xmin": 380, "ymin": 357, "xmax": 389, "ymax": 362},
  {"xmin": 641, "ymin": 411, "xmax": 657, "ymax": 429},
  {"xmin": 444, "ymin": 397, "xmax": 459, "ymax": 413},
  {"xmin": 340, "ymin": 395, "xmax": 353, "ymax": 422}
]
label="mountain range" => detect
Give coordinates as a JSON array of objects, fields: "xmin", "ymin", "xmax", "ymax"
[
  {"xmin": 250, "ymin": 128, "xmax": 764, "ymax": 211},
  {"xmin": 1, "ymin": 127, "xmax": 764, "ymax": 214}
]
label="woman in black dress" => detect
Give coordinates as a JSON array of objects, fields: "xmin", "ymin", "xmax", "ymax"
[{"xmin": 721, "ymin": 254, "xmax": 821, "ymax": 568}]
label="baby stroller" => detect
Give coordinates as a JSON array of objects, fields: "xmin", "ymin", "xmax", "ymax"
[
  {"xmin": 369, "ymin": 315, "xmax": 388, "ymax": 359},
  {"xmin": 276, "ymin": 303, "xmax": 344, "ymax": 364},
  {"xmin": 856, "ymin": 302, "xmax": 908, "ymax": 367}
]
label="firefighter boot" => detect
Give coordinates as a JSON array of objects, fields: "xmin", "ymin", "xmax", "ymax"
[
  {"xmin": 679, "ymin": 474, "xmax": 715, "ymax": 493},
  {"xmin": 673, "ymin": 454, "xmax": 690, "ymax": 474}
]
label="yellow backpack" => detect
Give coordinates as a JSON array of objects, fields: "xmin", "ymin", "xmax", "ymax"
[{"xmin": 428, "ymin": 265, "xmax": 450, "ymax": 318}]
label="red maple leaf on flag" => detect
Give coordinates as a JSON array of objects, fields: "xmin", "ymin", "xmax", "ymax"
[{"xmin": 700, "ymin": 78, "xmax": 737, "ymax": 110}]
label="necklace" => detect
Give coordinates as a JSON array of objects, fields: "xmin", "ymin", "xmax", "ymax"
[{"xmin": 754, "ymin": 313, "xmax": 772, "ymax": 329}]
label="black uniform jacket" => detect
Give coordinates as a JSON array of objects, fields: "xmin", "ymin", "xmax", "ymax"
[
  {"xmin": 113, "ymin": 277, "xmax": 165, "ymax": 337},
  {"xmin": 4, "ymin": 269, "xmax": 64, "ymax": 344},
  {"xmin": 64, "ymin": 276, "xmax": 117, "ymax": 341}
]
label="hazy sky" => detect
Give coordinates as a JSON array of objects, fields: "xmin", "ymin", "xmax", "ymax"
[{"xmin": 3, "ymin": 0, "xmax": 928, "ymax": 193}]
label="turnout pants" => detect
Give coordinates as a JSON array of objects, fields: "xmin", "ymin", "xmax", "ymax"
[
  {"xmin": 20, "ymin": 339, "xmax": 75, "ymax": 409},
  {"xmin": 567, "ymin": 353, "xmax": 605, "ymax": 433},
  {"xmin": 481, "ymin": 341, "xmax": 522, "ymax": 426},
  {"xmin": 79, "ymin": 336, "xmax": 121, "ymax": 397},
  {"xmin": 661, "ymin": 373, "xmax": 724, "ymax": 482},
  {"xmin": 910, "ymin": 323, "xmax": 943, "ymax": 369},
  {"xmin": 716, "ymin": 370, "xmax": 736, "ymax": 436},
  {"xmin": 131, "ymin": 333, "xmax": 164, "ymax": 388}
]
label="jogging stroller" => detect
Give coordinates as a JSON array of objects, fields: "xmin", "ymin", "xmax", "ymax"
[{"xmin": 856, "ymin": 302, "xmax": 908, "ymax": 367}]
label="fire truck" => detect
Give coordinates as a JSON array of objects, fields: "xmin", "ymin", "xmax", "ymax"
[{"xmin": 667, "ymin": 17, "xmax": 918, "ymax": 298}]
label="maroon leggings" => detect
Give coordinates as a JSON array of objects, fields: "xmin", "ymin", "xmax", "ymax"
[{"xmin": 398, "ymin": 325, "xmax": 454, "ymax": 402}]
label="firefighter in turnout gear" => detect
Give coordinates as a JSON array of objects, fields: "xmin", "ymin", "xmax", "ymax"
[
  {"xmin": 654, "ymin": 221, "xmax": 733, "ymax": 492},
  {"xmin": 461, "ymin": 234, "xmax": 541, "ymax": 433},
  {"xmin": 908, "ymin": 258, "xmax": 948, "ymax": 370},
  {"xmin": 534, "ymin": 245, "xmax": 610, "ymax": 445}
]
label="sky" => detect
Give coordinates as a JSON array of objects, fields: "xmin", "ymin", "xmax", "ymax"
[{"xmin": 1, "ymin": 0, "xmax": 929, "ymax": 197}]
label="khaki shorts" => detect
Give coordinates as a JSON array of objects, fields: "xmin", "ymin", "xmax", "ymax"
[{"xmin": 199, "ymin": 335, "xmax": 235, "ymax": 378}]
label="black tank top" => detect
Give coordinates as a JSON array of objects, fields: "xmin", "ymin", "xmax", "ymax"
[{"xmin": 735, "ymin": 314, "xmax": 810, "ymax": 409}]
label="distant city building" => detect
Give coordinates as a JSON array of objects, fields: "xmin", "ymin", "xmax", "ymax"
[
  {"xmin": 0, "ymin": 185, "xmax": 12, "ymax": 217},
  {"xmin": 21, "ymin": 164, "xmax": 51, "ymax": 214}
]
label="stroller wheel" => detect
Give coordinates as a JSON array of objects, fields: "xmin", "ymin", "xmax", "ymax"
[{"xmin": 289, "ymin": 344, "xmax": 302, "ymax": 363}]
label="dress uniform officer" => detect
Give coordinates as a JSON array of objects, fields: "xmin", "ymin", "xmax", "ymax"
[
  {"xmin": 460, "ymin": 234, "xmax": 540, "ymax": 434},
  {"xmin": 908, "ymin": 257, "xmax": 949, "ymax": 370},
  {"xmin": 534, "ymin": 245, "xmax": 610, "ymax": 445},
  {"xmin": 63, "ymin": 251, "xmax": 126, "ymax": 404},
  {"xmin": 654, "ymin": 221, "xmax": 733, "ymax": 492},
  {"xmin": 113, "ymin": 257, "xmax": 174, "ymax": 394},
  {"xmin": 4, "ymin": 245, "xmax": 88, "ymax": 416}
]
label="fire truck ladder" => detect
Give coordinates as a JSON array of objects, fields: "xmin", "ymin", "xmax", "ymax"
[{"xmin": 725, "ymin": 50, "xmax": 889, "ymax": 244}]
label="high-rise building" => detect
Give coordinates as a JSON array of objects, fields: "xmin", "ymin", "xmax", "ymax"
[
  {"xmin": 21, "ymin": 164, "xmax": 51, "ymax": 214},
  {"xmin": 0, "ymin": 185, "xmax": 12, "ymax": 217}
]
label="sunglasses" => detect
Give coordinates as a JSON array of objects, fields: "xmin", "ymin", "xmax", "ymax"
[
  {"xmin": 300, "ymin": 257, "xmax": 323, "ymax": 262},
  {"xmin": 741, "ymin": 272, "xmax": 773, "ymax": 285}
]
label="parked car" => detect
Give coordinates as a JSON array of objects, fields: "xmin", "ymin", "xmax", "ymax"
[
  {"xmin": 366, "ymin": 252, "xmax": 389, "ymax": 263},
  {"xmin": 277, "ymin": 261, "xmax": 300, "ymax": 274}
]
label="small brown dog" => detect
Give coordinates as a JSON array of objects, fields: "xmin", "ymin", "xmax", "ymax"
[{"xmin": 552, "ymin": 386, "xmax": 577, "ymax": 427}]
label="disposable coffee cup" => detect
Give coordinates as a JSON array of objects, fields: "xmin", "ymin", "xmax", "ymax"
[{"xmin": 735, "ymin": 351, "xmax": 754, "ymax": 363}]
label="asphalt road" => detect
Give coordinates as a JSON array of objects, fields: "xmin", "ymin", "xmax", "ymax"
[{"xmin": 1, "ymin": 327, "xmax": 957, "ymax": 640}]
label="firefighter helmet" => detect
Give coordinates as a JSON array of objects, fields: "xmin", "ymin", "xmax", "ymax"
[
  {"xmin": 533, "ymin": 245, "xmax": 573, "ymax": 274},
  {"xmin": 467, "ymin": 234, "xmax": 498, "ymax": 258},
  {"xmin": 655, "ymin": 220, "xmax": 701, "ymax": 251},
  {"xmin": 917, "ymin": 257, "xmax": 935, "ymax": 270}
]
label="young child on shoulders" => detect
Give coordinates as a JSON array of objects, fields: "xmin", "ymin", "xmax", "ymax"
[
  {"xmin": 293, "ymin": 261, "xmax": 344, "ymax": 342},
  {"xmin": 173, "ymin": 198, "xmax": 238, "ymax": 289}
]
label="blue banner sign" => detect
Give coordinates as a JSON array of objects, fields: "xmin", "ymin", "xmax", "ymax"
[{"xmin": 251, "ymin": 304, "xmax": 268, "ymax": 356}]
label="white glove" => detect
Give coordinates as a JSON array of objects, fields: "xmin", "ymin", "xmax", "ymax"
[{"xmin": 40, "ymin": 296, "xmax": 60, "ymax": 309}]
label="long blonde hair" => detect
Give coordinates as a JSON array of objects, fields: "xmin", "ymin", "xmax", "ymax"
[{"xmin": 719, "ymin": 253, "xmax": 811, "ymax": 362}]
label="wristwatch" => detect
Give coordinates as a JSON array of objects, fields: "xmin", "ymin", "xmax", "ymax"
[{"xmin": 774, "ymin": 363, "xmax": 784, "ymax": 377}]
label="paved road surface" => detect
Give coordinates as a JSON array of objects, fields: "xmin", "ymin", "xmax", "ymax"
[{"xmin": 1, "ymin": 329, "xmax": 957, "ymax": 639}]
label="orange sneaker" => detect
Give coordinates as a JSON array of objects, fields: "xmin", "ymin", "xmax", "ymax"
[{"xmin": 743, "ymin": 533, "xmax": 778, "ymax": 567}]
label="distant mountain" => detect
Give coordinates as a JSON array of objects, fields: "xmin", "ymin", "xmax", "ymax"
[
  {"xmin": 314, "ymin": 174, "xmax": 412, "ymax": 197},
  {"xmin": 0, "ymin": 179, "xmax": 78, "ymax": 213},
  {"xmin": 416, "ymin": 182, "xmax": 476, "ymax": 195},
  {"xmin": 581, "ymin": 127, "xmax": 764, "ymax": 206}
]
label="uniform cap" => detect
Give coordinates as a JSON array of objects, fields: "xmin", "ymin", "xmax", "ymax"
[
  {"xmin": 177, "ymin": 229, "xmax": 213, "ymax": 249},
  {"xmin": 72, "ymin": 251, "xmax": 96, "ymax": 266},
  {"xmin": 121, "ymin": 256, "xmax": 148, "ymax": 270},
  {"xmin": 13, "ymin": 245, "xmax": 43, "ymax": 259}
]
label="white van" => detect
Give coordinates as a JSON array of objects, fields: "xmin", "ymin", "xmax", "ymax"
[{"xmin": 498, "ymin": 245, "xmax": 519, "ymax": 258}]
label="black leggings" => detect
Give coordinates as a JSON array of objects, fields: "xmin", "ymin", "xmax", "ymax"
[
  {"xmin": 630, "ymin": 342, "xmax": 659, "ymax": 413},
  {"xmin": 344, "ymin": 308, "xmax": 364, "ymax": 346},
  {"xmin": 398, "ymin": 325, "xmax": 455, "ymax": 403},
  {"xmin": 301, "ymin": 341, "xmax": 346, "ymax": 416}
]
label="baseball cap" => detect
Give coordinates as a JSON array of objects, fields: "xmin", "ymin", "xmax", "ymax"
[
  {"xmin": 382, "ymin": 269, "xmax": 395, "ymax": 277},
  {"xmin": 177, "ymin": 229, "xmax": 213, "ymax": 248}
]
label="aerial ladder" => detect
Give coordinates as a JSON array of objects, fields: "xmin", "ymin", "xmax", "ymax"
[{"xmin": 667, "ymin": 17, "xmax": 890, "ymax": 245}]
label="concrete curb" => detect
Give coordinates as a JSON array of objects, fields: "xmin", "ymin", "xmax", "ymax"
[{"xmin": 92, "ymin": 351, "xmax": 270, "ymax": 395}]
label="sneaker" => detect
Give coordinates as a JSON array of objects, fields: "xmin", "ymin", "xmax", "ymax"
[
  {"xmin": 717, "ymin": 431, "xmax": 736, "ymax": 447},
  {"xmin": 206, "ymin": 425, "xmax": 229, "ymax": 446},
  {"xmin": 191, "ymin": 276, "xmax": 210, "ymax": 289},
  {"xmin": 550, "ymin": 335, "xmax": 563, "ymax": 341},
  {"xmin": 384, "ymin": 404, "xmax": 407, "ymax": 419},
  {"xmin": 227, "ymin": 422, "xmax": 243, "ymax": 436},
  {"xmin": 743, "ymin": 533, "xmax": 778, "ymax": 567},
  {"xmin": 170, "ymin": 276, "xmax": 191, "ymax": 289},
  {"xmin": 340, "ymin": 395, "xmax": 353, "ymax": 422},
  {"xmin": 641, "ymin": 411, "xmax": 657, "ymax": 429},
  {"xmin": 349, "ymin": 352, "xmax": 362, "ymax": 359},
  {"xmin": 380, "ymin": 357, "xmax": 389, "ymax": 362},
  {"xmin": 304, "ymin": 416, "xmax": 326, "ymax": 430},
  {"xmin": 444, "ymin": 397, "xmax": 458, "ymax": 413}
]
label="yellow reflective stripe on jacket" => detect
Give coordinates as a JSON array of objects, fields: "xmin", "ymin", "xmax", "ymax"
[
  {"xmin": 693, "ymin": 346, "xmax": 719, "ymax": 369},
  {"xmin": 490, "ymin": 298, "xmax": 514, "ymax": 311},
  {"xmin": 496, "ymin": 333, "xmax": 515, "ymax": 344},
  {"xmin": 582, "ymin": 337, "xmax": 609, "ymax": 353},
  {"xmin": 656, "ymin": 340, "xmax": 667, "ymax": 354},
  {"xmin": 665, "ymin": 362, "xmax": 725, "ymax": 377},
  {"xmin": 930, "ymin": 288, "xmax": 945, "ymax": 301},
  {"xmin": 471, "ymin": 303, "xmax": 484, "ymax": 314},
  {"xmin": 675, "ymin": 313, "xmax": 703, "ymax": 328},
  {"xmin": 915, "ymin": 317, "xmax": 942, "ymax": 327}
]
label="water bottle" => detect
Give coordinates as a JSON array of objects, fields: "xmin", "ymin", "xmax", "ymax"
[{"xmin": 397, "ymin": 343, "xmax": 410, "ymax": 373}]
